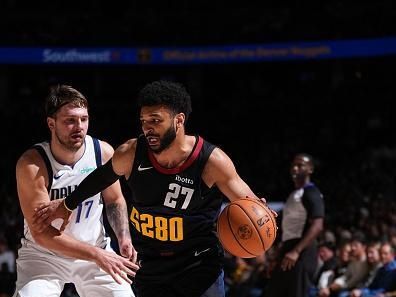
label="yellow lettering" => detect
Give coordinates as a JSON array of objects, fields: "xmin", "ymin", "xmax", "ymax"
[
  {"xmin": 155, "ymin": 217, "xmax": 168, "ymax": 241},
  {"xmin": 169, "ymin": 217, "xmax": 183, "ymax": 241},
  {"xmin": 129, "ymin": 207, "xmax": 140, "ymax": 232},
  {"xmin": 129, "ymin": 207, "xmax": 183, "ymax": 241},
  {"xmin": 140, "ymin": 214, "xmax": 154, "ymax": 238}
]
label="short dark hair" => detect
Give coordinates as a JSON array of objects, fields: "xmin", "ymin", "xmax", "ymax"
[
  {"xmin": 137, "ymin": 80, "xmax": 192, "ymax": 122},
  {"xmin": 351, "ymin": 231, "xmax": 367, "ymax": 245},
  {"xmin": 45, "ymin": 85, "xmax": 88, "ymax": 117},
  {"xmin": 319, "ymin": 241, "xmax": 336, "ymax": 252}
]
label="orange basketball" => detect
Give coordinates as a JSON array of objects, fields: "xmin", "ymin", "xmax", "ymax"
[{"xmin": 217, "ymin": 197, "xmax": 277, "ymax": 258}]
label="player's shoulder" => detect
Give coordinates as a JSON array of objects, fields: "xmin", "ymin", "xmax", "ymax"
[
  {"xmin": 116, "ymin": 138, "xmax": 138, "ymax": 154},
  {"xmin": 16, "ymin": 147, "xmax": 45, "ymax": 172},
  {"xmin": 112, "ymin": 138, "xmax": 138, "ymax": 163},
  {"xmin": 97, "ymin": 139, "xmax": 114, "ymax": 152},
  {"xmin": 303, "ymin": 184, "xmax": 323, "ymax": 199},
  {"xmin": 205, "ymin": 146, "xmax": 235, "ymax": 176},
  {"xmin": 91, "ymin": 138, "xmax": 114, "ymax": 163},
  {"xmin": 111, "ymin": 138, "xmax": 138, "ymax": 176},
  {"xmin": 207, "ymin": 147, "xmax": 230, "ymax": 164}
]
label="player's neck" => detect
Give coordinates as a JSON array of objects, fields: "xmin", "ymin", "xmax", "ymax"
[
  {"xmin": 50, "ymin": 141, "xmax": 85, "ymax": 167},
  {"xmin": 153, "ymin": 134, "xmax": 195, "ymax": 168},
  {"xmin": 294, "ymin": 177, "xmax": 311, "ymax": 189}
]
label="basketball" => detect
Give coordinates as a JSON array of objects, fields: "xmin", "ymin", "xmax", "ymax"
[{"xmin": 217, "ymin": 197, "xmax": 277, "ymax": 258}]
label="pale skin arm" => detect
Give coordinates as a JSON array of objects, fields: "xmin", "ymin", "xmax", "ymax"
[
  {"xmin": 17, "ymin": 149, "xmax": 138, "ymax": 284},
  {"xmin": 99, "ymin": 140, "xmax": 137, "ymax": 262}
]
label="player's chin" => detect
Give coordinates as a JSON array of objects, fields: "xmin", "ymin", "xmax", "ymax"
[
  {"xmin": 149, "ymin": 145, "xmax": 162, "ymax": 153},
  {"xmin": 147, "ymin": 140, "xmax": 161, "ymax": 150},
  {"xmin": 69, "ymin": 139, "xmax": 84, "ymax": 149}
]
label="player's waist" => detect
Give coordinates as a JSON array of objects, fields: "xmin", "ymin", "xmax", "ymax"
[
  {"xmin": 135, "ymin": 241, "xmax": 224, "ymax": 282},
  {"xmin": 134, "ymin": 235, "xmax": 220, "ymax": 257},
  {"xmin": 20, "ymin": 237, "xmax": 109, "ymax": 258}
]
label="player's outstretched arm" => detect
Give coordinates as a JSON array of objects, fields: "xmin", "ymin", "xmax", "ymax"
[
  {"xmin": 17, "ymin": 149, "xmax": 139, "ymax": 284},
  {"xmin": 100, "ymin": 140, "xmax": 137, "ymax": 263}
]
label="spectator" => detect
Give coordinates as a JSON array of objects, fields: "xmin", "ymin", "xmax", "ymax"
[
  {"xmin": 350, "ymin": 242, "xmax": 396, "ymax": 297},
  {"xmin": 0, "ymin": 235, "xmax": 16, "ymax": 297},
  {"xmin": 338, "ymin": 241, "xmax": 382, "ymax": 297},
  {"xmin": 310, "ymin": 241, "xmax": 338, "ymax": 297},
  {"xmin": 320, "ymin": 232, "xmax": 369, "ymax": 297}
]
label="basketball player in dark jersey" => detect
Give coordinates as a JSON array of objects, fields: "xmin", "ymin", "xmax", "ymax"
[{"xmin": 33, "ymin": 81, "xmax": 272, "ymax": 297}]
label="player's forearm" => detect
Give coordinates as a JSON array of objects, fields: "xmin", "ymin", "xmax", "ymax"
[
  {"xmin": 32, "ymin": 227, "xmax": 99, "ymax": 262},
  {"xmin": 106, "ymin": 201, "xmax": 131, "ymax": 242},
  {"xmin": 293, "ymin": 218, "xmax": 323, "ymax": 254},
  {"xmin": 65, "ymin": 159, "xmax": 121, "ymax": 210}
]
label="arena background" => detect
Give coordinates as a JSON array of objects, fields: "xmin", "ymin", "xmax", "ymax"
[{"xmin": 1, "ymin": 1, "xmax": 396, "ymax": 296}]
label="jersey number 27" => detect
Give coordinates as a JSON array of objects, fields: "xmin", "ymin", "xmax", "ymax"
[{"xmin": 164, "ymin": 183, "xmax": 195, "ymax": 209}]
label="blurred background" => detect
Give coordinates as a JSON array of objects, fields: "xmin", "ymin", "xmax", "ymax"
[{"xmin": 1, "ymin": 1, "xmax": 396, "ymax": 296}]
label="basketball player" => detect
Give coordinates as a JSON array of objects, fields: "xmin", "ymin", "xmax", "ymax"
[
  {"xmin": 266, "ymin": 153, "xmax": 324, "ymax": 297},
  {"xmin": 14, "ymin": 85, "xmax": 138, "ymax": 297},
  {"xmin": 33, "ymin": 80, "xmax": 271, "ymax": 297}
]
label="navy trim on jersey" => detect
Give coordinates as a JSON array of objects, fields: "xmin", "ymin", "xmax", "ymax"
[
  {"xmin": 33, "ymin": 144, "xmax": 53, "ymax": 192},
  {"xmin": 92, "ymin": 137, "xmax": 102, "ymax": 167},
  {"xmin": 92, "ymin": 137, "xmax": 105, "ymax": 208}
]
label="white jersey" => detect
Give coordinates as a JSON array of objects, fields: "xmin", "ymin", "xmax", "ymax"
[{"xmin": 22, "ymin": 135, "xmax": 110, "ymax": 255}]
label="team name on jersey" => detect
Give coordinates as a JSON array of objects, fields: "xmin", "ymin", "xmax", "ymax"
[
  {"xmin": 175, "ymin": 175, "xmax": 194, "ymax": 185},
  {"xmin": 50, "ymin": 185, "xmax": 78, "ymax": 200}
]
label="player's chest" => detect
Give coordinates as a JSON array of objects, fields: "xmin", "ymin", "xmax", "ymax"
[{"xmin": 131, "ymin": 171, "xmax": 203, "ymax": 210}]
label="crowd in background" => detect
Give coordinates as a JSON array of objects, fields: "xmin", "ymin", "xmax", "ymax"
[
  {"xmin": 1, "ymin": 0, "xmax": 396, "ymax": 295},
  {"xmin": 1, "ymin": 142, "xmax": 396, "ymax": 296},
  {"xmin": 1, "ymin": 57, "xmax": 396, "ymax": 297}
]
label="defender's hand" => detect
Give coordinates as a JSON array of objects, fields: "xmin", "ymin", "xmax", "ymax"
[
  {"xmin": 94, "ymin": 247, "xmax": 140, "ymax": 285},
  {"xmin": 32, "ymin": 198, "xmax": 72, "ymax": 232}
]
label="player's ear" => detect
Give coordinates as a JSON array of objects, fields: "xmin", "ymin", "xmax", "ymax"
[
  {"xmin": 47, "ymin": 117, "xmax": 55, "ymax": 130},
  {"xmin": 175, "ymin": 113, "xmax": 185, "ymax": 127},
  {"xmin": 308, "ymin": 166, "xmax": 314, "ymax": 174}
]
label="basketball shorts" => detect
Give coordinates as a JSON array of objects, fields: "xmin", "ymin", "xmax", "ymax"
[
  {"xmin": 13, "ymin": 240, "xmax": 134, "ymax": 297},
  {"xmin": 134, "ymin": 246, "xmax": 224, "ymax": 297}
]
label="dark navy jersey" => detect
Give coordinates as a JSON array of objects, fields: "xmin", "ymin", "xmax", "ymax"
[{"xmin": 127, "ymin": 135, "xmax": 224, "ymax": 258}]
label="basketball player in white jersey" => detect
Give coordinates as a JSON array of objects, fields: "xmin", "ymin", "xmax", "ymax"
[{"xmin": 14, "ymin": 85, "xmax": 138, "ymax": 297}]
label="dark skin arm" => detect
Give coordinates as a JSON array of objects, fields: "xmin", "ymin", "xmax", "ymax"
[{"xmin": 281, "ymin": 217, "xmax": 323, "ymax": 271}]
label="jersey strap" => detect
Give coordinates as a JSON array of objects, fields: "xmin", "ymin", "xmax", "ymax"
[
  {"xmin": 32, "ymin": 144, "xmax": 53, "ymax": 192},
  {"xmin": 92, "ymin": 137, "xmax": 102, "ymax": 167}
]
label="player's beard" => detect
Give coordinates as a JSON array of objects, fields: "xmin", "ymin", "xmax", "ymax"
[
  {"xmin": 55, "ymin": 132, "xmax": 85, "ymax": 152},
  {"xmin": 150, "ymin": 122, "xmax": 176, "ymax": 154}
]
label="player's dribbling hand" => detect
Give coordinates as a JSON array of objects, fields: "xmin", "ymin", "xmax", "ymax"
[
  {"xmin": 258, "ymin": 197, "xmax": 278, "ymax": 217},
  {"xmin": 32, "ymin": 198, "xmax": 72, "ymax": 232}
]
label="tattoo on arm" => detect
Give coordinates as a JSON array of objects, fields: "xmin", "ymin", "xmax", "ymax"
[{"xmin": 106, "ymin": 202, "xmax": 131, "ymax": 240}]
